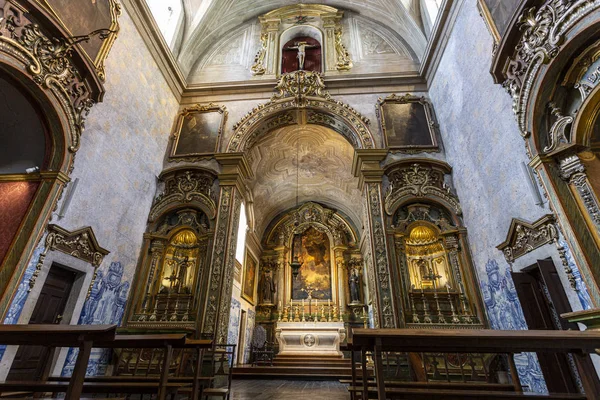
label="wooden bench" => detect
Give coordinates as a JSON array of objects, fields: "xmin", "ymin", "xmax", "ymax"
[
  {"xmin": 350, "ymin": 328, "xmax": 600, "ymax": 400},
  {"xmin": 0, "ymin": 324, "xmax": 116, "ymax": 399},
  {"xmin": 89, "ymin": 334, "xmax": 213, "ymax": 400}
]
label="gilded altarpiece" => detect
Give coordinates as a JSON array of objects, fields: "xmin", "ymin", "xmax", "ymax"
[
  {"xmin": 125, "ymin": 168, "xmax": 217, "ymax": 331},
  {"xmin": 260, "ymin": 202, "xmax": 361, "ymax": 321},
  {"xmin": 384, "ymin": 161, "xmax": 487, "ymax": 328}
]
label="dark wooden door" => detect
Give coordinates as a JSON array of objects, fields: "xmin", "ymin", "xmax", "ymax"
[
  {"xmin": 7, "ymin": 265, "xmax": 76, "ymax": 381},
  {"xmin": 511, "ymin": 259, "xmax": 578, "ymax": 394}
]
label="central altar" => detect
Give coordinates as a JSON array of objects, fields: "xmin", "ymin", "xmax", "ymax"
[{"xmin": 275, "ymin": 321, "xmax": 346, "ymax": 356}]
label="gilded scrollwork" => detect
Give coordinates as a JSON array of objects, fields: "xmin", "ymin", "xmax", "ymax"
[
  {"xmin": 334, "ymin": 27, "xmax": 352, "ymax": 71},
  {"xmin": 384, "ymin": 162, "xmax": 461, "ymax": 217},
  {"xmin": 0, "ymin": 1, "xmax": 111, "ymax": 153},
  {"xmin": 502, "ymin": 0, "xmax": 600, "ymax": 138},
  {"xmin": 149, "ymin": 169, "xmax": 217, "ymax": 223},
  {"xmin": 202, "ymin": 186, "xmax": 233, "ymax": 335},
  {"xmin": 543, "ymin": 103, "xmax": 574, "ymax": 153},
  {"xmin": 228, "ymin": 71, "xmax": 374, "ymax": 152},
  {"xmin": 251, "ymin": 32, "xmax": 267, "ymax": 75},
  {"xmin": 497, "ymin": 214, "xmax": 578, "ymax": 289},
  {"xmin": 28, "ymin": 224, "xmax": 109, "ymax": 293}
]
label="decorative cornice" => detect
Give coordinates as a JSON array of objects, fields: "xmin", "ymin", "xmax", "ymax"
[
  {"xmin": 150, "ymin": 168, "xmax": 218, "ymax": 222},
  {"xmin": 384, "ymin": 161, "xmax": 461, "ymax": 216},
  {"xmin": 497, "ymin": 214, "xmax": 557, "ymax": 264},
  {"xmin": 46, "ymin": 224, "xmax": 109, "ymax": 266}
]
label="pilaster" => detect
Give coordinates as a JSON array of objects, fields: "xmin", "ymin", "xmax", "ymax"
[
  {"xmin": 353, "ymin": 150, "xmax": 398, "ymax": 328},
  {"xmin": 203, "ymin": 154, "xmax": 251, "ymax": 341}
]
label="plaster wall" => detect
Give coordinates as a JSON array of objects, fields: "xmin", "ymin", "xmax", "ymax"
[{"xmin": 53, "ymin": 7, "xmax": 179, "ymax": 283}]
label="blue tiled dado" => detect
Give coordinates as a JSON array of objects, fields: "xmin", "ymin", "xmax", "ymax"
[
  {"xmin": 62, "ymin": 261, "xmax": 130, "ymax": 377},
  {"xmin": 480, "ymin": 259, "xmax": 548, "ymax": 394}
]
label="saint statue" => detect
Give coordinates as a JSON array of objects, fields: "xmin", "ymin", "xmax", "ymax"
[
  {"xmin": 287, "ymin": 41, "xmax": 318, "ymax": 70},
  {"xmin": 349, "ymin": 268, "xmax": 361, "ymax": 304},
  {"xmin": 260, "ymin": 271, "xmax": 276, "ymax": 304}
]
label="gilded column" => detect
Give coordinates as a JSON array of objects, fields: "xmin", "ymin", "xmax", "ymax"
[
  {"xmin": 353, "ymin": 150, "xmax": 399, "ymax": 328},
  {"xmin": 335, "ymin": 253, "xmax": 347, "ymax": 313},
  {"xmin": 259, "ymin": 17, "xmax": 281, "ymax": 76},
  {"xmin": 202, "ymin": 154, "xmax": 252, "ymax": 341},
  {"xmin": 322, "ymin": 14, "xmax": 339, "ymax": 72}
]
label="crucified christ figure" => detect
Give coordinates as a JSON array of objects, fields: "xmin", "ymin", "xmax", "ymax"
[{"xmin": 287, "ymin": 41, "xmax": 318, "ymax": 70}]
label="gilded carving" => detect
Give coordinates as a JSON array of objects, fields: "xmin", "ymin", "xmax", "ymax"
[
  {"xmin": 543, "ymin": 103, "xmax": 574, "ymax": 153},
  {"xmin": 228, "ymin": 71, "xmax": 374, "ymax": 152},
  {"xmin": 251, "ymin": 32, "xmax": 267, "ymax": 75},
  {"xmin": 149, "ymin": 169, "xmax": 217, "ymax": 223},
  {"xmin": 334, "ymin": 27, "xmax": 352, "ymax": 71},
  {"xmin": 497, "ymin": 214, "xmax": 578, "ymax": 289},
  {"xmin": 0, "ymin": 1, "xmax": 110, "ymax": 152},
  {"xmin": 28, "ymin": 224, "xmax": 109, "ymax": 292},
  {"xmin": 502, "ymin": 0, "xmax": 600, "ymax": 137},
  {"xmin": 385, "ymin": 162, "xmax": 461, "ymax": 217},
  {"xmin": 202, "ymin": 186, "xmax": 233, "ymax": 335}
]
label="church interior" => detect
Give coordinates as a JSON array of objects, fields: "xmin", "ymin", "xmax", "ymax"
[{"xmin": 4, "ymin": 0, "xmax": 600, "ymax": 398}]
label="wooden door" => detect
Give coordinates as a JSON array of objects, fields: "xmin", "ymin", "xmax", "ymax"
[
  {"xmin": 511, "ymin": 260, "xmax": 578, "ymax": 394},
  {"xmin": 7, "ymin": 265, "xmax": 76, "ymax": 381}
]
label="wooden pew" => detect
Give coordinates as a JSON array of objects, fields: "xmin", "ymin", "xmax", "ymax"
[
  {"xmin": 0, "ymin": 324, "xmax": 116, "ymax": 399},
  {"xmin": 350, "ymin": 328, "xmax": 600, "ymax": 400}
]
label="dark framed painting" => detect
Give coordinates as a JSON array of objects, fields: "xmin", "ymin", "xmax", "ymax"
[
  {"xmin": 170, "ymin": 104, "xmax": 227, "ymax": 159},
  {"xmin": 477, "ymin": 0, "xmax": 521, "ymax": 43},
  {"xmin": 39, "ymin": 0, "xmax": 121, "ymax": 79},
  {"xmin": 377, "ymin": 94, "xmax": 438, "ymax": 152},
  {"xmin": 291, "ymin": 227, "xmax": 332, "ymax": 301},
  {"xmin": 242, "ymin": 249, "xmax": 258, "ymax": 304}
]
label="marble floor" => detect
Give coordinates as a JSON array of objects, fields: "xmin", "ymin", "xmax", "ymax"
[{"xmin": 227, "ymin": 379, "xmax": 351, "ymax": 400}]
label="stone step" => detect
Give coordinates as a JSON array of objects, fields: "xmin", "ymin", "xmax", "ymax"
[
  {"xmin": 232, "ymin": 365, "xmax": 370, "ymax": 380},
  {"xmin": 272, "ymin": 360, "xmax": 351, "ymax": 367}
]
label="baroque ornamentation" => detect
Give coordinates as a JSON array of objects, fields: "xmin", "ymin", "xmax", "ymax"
[
  {"xmin": 0, "ymin": 1, "xmax": 111, "ymax": 152},
  {"xmin": 334, "ymin": 28, "xmax": 352, "ymax": 71},
  {"xmin": 365, "ymin": 183, "xmax": 396, "ymax": 328},
  {"xmin": 543, "ymin": 103, "xmax": 574, "ymax": 153},
  {"xmin": 228, "ymin": 71, "xmax": 374, "ymax": 152},
  {"xmin": 28, "ymin": 224, "xmax": 109, "ymax": 293},
  {"xmin": 251, "ymin": 32, "xmax": 267, "ymax": 75},
  {"xmin": 202, "ymin": 186, "xmax": 234, "ymax": 335},
  {"xmin": 272, "ymin": 70, "xmax": 330, "ymax": 102},
  {"xmin": 265, "ymin": 202, "xmax": 356, "ymax": 248},
  {"xmin": 149, "ymin": 169, "xmax": 217, "ymax": 223},
  {"xmin": 502, "ymin": 0, "xmax": 600, "ymax": 137},
  {"xmin": 557, "ymin": 154, "xmax": 600, "ymax": 227},
  {"xmin": 497, "ymin": 215, "xmax": 559, "ymax": 264},
  {"xmin": 497, "ymin": 214, "xmax": 578, "ymax": 289},
  {"xmin": 385, "ymin": 162, "xmax": 461, "ymax": 216}
]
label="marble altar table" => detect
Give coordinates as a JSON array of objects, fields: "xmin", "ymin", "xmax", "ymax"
[{"xmin": 275, "ymin": 321, "xmax": 346, "ymax": 356}]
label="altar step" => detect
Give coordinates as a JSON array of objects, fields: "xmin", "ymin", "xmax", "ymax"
[{"xmin": 232, "ymin": 355, "xmax": 371, "ymax": 380}]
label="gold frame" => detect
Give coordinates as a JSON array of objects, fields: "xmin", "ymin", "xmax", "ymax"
[
  {"xmin": 376, "ymin": 94, "xmax": 439, "ymax": 152},
  {"xmin": 170, "ymin": 103, "xmax": 228, "ymax": 160},
  {"xmin": 241, "ymin": 249, "xmax": 258, "ymax": 305},
  {"xmin": 476, "ymin": 0, "xmax": 501, "ymax": 44},
  {"xmin": 35, "ymin": 0, "xmax": 122, "ymax": 81}
]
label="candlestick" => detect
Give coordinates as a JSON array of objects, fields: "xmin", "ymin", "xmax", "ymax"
[{"xmin": 302, "ymin": 298, "xmax": 305, "ymax": 322}]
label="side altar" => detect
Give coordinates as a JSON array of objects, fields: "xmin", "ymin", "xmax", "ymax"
[{"xmin": 275, "ymin": 321, "xmax": 346, "ymax": 356}]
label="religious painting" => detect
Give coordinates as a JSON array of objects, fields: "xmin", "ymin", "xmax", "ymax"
[
  {"xmin": 39, "ymin": 0, "xmax": 120, "ymax": 78},
  {"xmin": 170, "ymin": 104, "xmax": 227, "ymax": 159},
  {"xmin": 242, "ymin": 249, "xmax": 258, "ymax": 304},
  {"xmin": 477, "ymin": 0, "xmax": 521, "ymax": 42},
  {"xmin": 377, "ymin": 94, "xmax": 438, "ymax": 151},
  {"xmin": 281, "ymin": 36, "xmax": 322, "ymax": 73},
  {"xmin": 292, "ymin": 227, "xmax": 332, "ymax": 300}
]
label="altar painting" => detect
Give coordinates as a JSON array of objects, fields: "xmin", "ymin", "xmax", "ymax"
[{"xmin": 292, "ymin": 227, "xmax": 332, "ymax": 300}]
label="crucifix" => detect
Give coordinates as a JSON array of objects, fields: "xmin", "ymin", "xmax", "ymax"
[
  {"xmin": 287, "ymin": 41, "xmax": 318, "ymax": 70},
  {"xmin": 301, "ymin": 284, "xmax": 315, "ymax": 315}
]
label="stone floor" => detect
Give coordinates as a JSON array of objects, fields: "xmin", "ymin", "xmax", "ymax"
[{"xmin": 227, "ymin": 379, "xmax": 351, "ymax": 400}]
